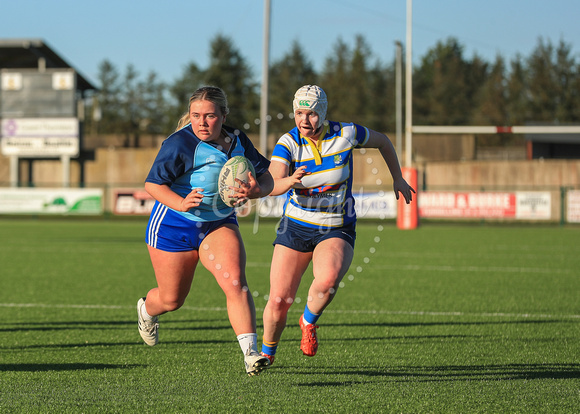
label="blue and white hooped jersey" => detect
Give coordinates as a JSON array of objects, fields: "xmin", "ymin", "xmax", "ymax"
[
  {"xmin": 145, "ymin": 124, "xmax": 269, "ymax": 222},
  {"xmin": 271, "ymin": 121, "xmax": 369, "ymax": 228}
]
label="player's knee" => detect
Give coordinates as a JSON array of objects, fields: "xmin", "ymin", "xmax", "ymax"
[
  {"xmin": 221, "ymin": 278, "xmax": 250, "ymax": 298},
  {"xmin": 160, "ymin": 297, "xmax": 184, "ymax": 312},
  {"xmin": 268, "ymin": 295, "xmax": 294, "ymax": 314},
  {"xmin": 315, "ymin": 278, "xmax": 339, "ymax": 295}
]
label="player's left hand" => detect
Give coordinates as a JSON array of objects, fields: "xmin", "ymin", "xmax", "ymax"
[{"xmin": 394, "ymin": 177, "xmax": 416, "ymax": 204}]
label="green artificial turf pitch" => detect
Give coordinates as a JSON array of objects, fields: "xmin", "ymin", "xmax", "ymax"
[{"xmin": 0, "ymin": 218, "xmax": 578, "ymax": 413}]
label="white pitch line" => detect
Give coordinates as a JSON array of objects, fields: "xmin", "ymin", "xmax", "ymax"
[
  {"xmin": 352, "ymin": 264, "xmax": 571, "ymax": 274},
  {"xmin": 246, "ymin": 261, "xmax": 572, "ymax": 274},
  {"xmin": 324, "ymin": 309, "xmax": 580, "ymax": 319},
  {"xmin": 1, "ymin": 303, "xmax": 578, "ymax": 319},
  {"xmin": 0, "ymin": 303, "xmax": 128, "ymax": 309}
]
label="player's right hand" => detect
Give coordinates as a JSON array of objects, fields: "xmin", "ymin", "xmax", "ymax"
[
  {"xmin": 290, "ymin": 165, "xmax": 310, "ymax": 184},
  {"xmin": 180, "ymin": 188, "xmax": 204, "ymax": 211}
]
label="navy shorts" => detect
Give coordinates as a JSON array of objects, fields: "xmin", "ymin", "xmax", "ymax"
[
  {"xmin": 146, "ymin": 201, "xmax": 238, "ymax": 252},
  {"xmin": 273, "ymin": 216, "xmax": 356, "ymax": 253}
]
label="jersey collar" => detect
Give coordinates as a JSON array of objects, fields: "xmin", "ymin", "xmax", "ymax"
[{"xmin": 300, "ymin": 124, "xmax": 328, "ymax": 166}]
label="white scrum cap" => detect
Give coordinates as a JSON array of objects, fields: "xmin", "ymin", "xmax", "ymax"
[{"xmin": 292, "ymin": 85, "xmax": 327, "ymax": 128}]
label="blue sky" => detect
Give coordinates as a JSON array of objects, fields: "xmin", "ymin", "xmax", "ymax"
[{"xmin": 1, "ymin": 0, "xmax": 579, "ymax": 87}]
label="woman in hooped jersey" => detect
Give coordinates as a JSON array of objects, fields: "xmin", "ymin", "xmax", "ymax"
[
  {"xmin": 260, "ymin": 85, "xmax": 415, "ymax": 364},
  {"xmin": 137, "ymin": 86, "xmax": 273, "ymax": 376}
]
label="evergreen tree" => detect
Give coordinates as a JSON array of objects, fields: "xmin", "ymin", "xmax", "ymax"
[
  {"xmin": 472, "ymin": 55, "xmax": 510, "ymax": 146},
  {"xmin": 93, "ymin": 59, "xmax": 122, "ymax": 134},
  {"xmin": 88, "ymin": 33, "xmax": 580, "ymax": 154},
  {"xmin": 320, "ymin": 38, "xmax": 352, "ymax": 122},
  {"xmin": 269, "ymin": 40, "xmax": 317, "ymax": 134},
  {"xmin": 367, "ymin": 60, "xmax": 392, "ymax": 133},
  {"xmin": 553, "ymin": 39, "xmax": 578, "ymax": 122},
  {"xmin": 119, "ymin": 64, "xmax": 140, "ymax": 147},
  {"xmin": 203, "ymin": 34, "xmax": 258, "ymax": 130},
  {"xmin": 347, "ymin": 35, "xmax": 373, "ymax": 125},
  {"xmin": 108, "ymin": 65, "xmax": 164, "ymax": 147},
  {"xmin": 526, "ymin": 38, "xmax": 558, "ymax": 122},
  {"xmin": 136, "ymin": 71, "xmax": 167, "ymax": 138},
  {"xmin": 505, "ymin": 55, "xmax": 528, "ymax": 125},
  {"xmin": 572, "ymin": 59, "xmax": 580, "ymax": 122},
  {"xmin": 166, "ymin": 62, "xmax": 203, "ymax": 132},
  {"xmin": 465, "ymin": 54, "xmax": 489, "ymax": 123},
  {"xmin": 473, "ymin": 57, "xmax": 504, "ymax": 123},
  {"xmin": 414, "ymin": 37, "xmax": 472, "ymax": 125}
]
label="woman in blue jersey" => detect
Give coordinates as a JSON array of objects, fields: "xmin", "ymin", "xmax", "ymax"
[
  {"xmin": 260, "ymin": 85, "xmax": 415, "ymax": 364},
  {"xmin": 137, "ymin": 86, "xmax": 273, "ymax": 376}
]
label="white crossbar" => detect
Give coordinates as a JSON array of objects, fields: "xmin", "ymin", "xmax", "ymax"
[{"xmin": 412, "ymin": 125, "xmax": 580, "ymax": 134}]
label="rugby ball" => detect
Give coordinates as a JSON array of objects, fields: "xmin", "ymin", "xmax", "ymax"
[{"xmin": 218, "ymin": 156, "xmax": 256, "ymax": 207}]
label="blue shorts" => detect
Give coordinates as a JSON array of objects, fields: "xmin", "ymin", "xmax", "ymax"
[
  {"xmin": 273, "ymin": 216, "xmax": 356, "ymax": 252},
  {"xmin": 146, "ymin": 201, "xmax": 238, "ymax": 252}
]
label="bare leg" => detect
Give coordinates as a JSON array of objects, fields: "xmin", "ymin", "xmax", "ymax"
[
  {"xmin": 199, "ymin": 224, "xmax": 256, "ymax": 335},
  {"xmin": 144, "ymin": 246, "xmax": 199, "ymax": 316},
  {"xmin": 307, "ymin": 238, "xmax": 354, "ymax": 314},
  {"xmin": 262, "ymin": 244, "xmax": 312, "ymax": 343}
]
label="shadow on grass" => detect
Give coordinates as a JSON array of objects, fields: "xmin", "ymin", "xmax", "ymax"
[
  {"xmin": 0, "ymin": 363, "xmax": 144, "ymax": 372},
  {"xmin": 1, "ymin": 338, "xmax": 237, "ymax": 351},
  {"xmin": 0, "ymin": 317, "xmax": 239, "ymax": 351},
  {"xmin": 278, "ymin": 318, "xmax": 575, "ymax": 344},
  {"xmin": 292, "ymin": 363, "xmax": 580, "ymax": 387},
  {"xmin": 293, "ymin": 363, "xmax": 580, "ymax": 384},
  {"xmin": 321, "ymin": 319, "xmax": 574, "ymax": 328},
  {"xmin": 0, "ymin": 319, "xmax": 232, "ymax": 333}
]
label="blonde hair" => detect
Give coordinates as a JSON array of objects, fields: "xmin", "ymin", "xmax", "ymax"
[{"xmin": 175, "ymin": 86, "xmax": 230, "ymax": 131}]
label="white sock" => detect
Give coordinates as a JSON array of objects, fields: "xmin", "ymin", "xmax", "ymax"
[
  {"xmin": 237, "ymin": 333, "xmax": 258, "ymax": 355},
  {"xmin": 140, "ymin": 302, "xmax": 154, "ymax": 321}
]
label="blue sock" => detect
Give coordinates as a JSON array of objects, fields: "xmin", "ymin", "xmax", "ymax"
[
  {"xmin": 303, "ymin": 304, "xmax": 321, "ymax": 325},
  {"xmin": 261, "ymin": 338, "xmax": 278, "ymax": 356}
]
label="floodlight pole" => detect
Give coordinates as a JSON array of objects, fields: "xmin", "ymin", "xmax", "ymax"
[
  {"xmin": 259, "ymin": 0, "xmax": 271, "ymax": 156},
  {"xmin": 395, "ymin": 40, "xmax": 403, "ymax": 158},
  {"xmin": 405, "ymin": 0, "xmax": 413, "ymax": 168}
]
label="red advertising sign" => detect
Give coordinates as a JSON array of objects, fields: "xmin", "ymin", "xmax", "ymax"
[
  {"xmin": 114, "ymin": 189, "xmax": 155, "ymax": 215},
  {"xmin": 419, "ymin": 191, "xmax": 516, "ymax": 218}
]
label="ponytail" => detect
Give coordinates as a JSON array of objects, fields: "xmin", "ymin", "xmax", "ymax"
[{"xmin": 175, "ymin": 112, "xmax": 190, "ymax": 132}]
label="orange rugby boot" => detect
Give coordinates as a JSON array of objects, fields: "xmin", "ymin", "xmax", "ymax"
[{"xmin": 299, "ymin": 314, "xmax": 319, "ymax": 356}]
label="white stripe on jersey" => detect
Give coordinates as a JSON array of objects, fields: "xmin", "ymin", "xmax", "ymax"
[
  {"xmin": 271, "ymin": 155, "xmax": 291, "ymax": 166},
  {"xmin": 298, "ymin": 164, "xmax": 350, "ymax": 190},
  {"xmin": 284, "ymin": 202, "xmax": 345, "ymax": 227}
]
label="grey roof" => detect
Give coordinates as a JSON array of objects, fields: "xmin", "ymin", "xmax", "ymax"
[
  {"xmin": 0, "ymin": 38, "xmax": 96, "ymax": 91},
  {"xmin": 526, "ymin": 134, "xmax": 580, "ymax": 144},
  {"xmin": 525, "ymin": 124, "xmax": 580, "ymax": 144}
]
